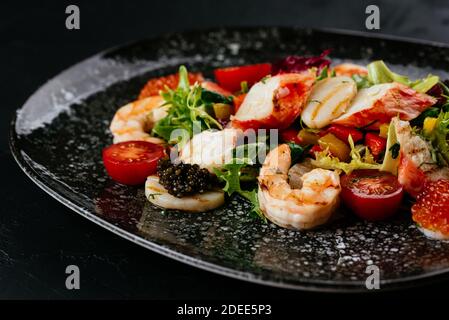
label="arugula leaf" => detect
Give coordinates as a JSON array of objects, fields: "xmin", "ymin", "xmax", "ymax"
[
  {"xmin": 152, "ymin": 65, "xmax": 223, "ymax": 142},
  {"xmin": 367, "ymin": 60, "xmax": 439, "ymax": 93}
]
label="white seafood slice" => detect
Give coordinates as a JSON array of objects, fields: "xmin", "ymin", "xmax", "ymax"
[
  {"xmin": 301, "ymin": 76, "xmax": 357, "ymax": 129},
  {"xmin": 145, "ymin": 175, "xmax": 225, "ymax": 212},
  {"xmin": 179, "ymin": 128, "xmax": 243, "ymax": 172}
]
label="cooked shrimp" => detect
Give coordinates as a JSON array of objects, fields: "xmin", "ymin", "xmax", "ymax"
[
  {"xmin": 258, "ymin": 144, "xmax": 341, "ymax": 230},
  {"xmin": 110, "ymin": 96, "xmax": 166, "ymax": 144},
  {"xmin": 145, "ymin": 175, "xmax": 225, "ymax": 212}
]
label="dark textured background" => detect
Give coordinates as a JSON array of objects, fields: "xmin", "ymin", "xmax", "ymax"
[{"xmin": 1, "ymin": 0, "xmax": 449, "ymax": 299}]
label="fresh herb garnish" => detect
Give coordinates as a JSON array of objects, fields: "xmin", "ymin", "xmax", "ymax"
[{"xmin": 152, "ymin": 66, "xmax": 224, "ymax": 143}]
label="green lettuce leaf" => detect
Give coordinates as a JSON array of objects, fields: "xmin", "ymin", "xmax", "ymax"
[{"xmin": 367, "ymin": 60, "xmax": 439, "ymax": 93}]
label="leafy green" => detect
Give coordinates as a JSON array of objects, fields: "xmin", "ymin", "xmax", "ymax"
[
  {"xmin": 367, "ymin": 60, "xmax": 439, "ymax": 93},
  {"xmin": 213, "ymin": 158, "xmax": 265, "ymax": 222},
  {"xmin": 152, "ymin": 66, "xmax": 224, "ymax": 143},
  {"xmin": 213, "ymin": 159, "xmax": 253, "ymax": 196},
  {"xmin": 351, "ymin": 74, "xmax": 372, "ymax": 89},
  {"xmin": 426, "ymin": 111, "xmax": 449, "ymax": 164},
  {"xmin": 316, "ymin": 66, "xmax": 329, "ymax": 81},
  {"xmin": 410, "ymin": 107, "xmax": 440, "ymax": 127},
  {"xmin": 287, "ymin": 143, "xmax": 310, "ymax": 164},
  {"xmin": 201, "ymin": 89, "xmax": 233, "ymax": 105},
  {"xmin": 238, "ymin": 189, "xmax": 266, "ymax": 222},
  {"xmin": 312, "ymin": 136, "xmax": 380, "ymax": 174}
]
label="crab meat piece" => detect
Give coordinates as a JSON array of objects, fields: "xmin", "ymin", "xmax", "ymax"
[
  {"xmin": 393, "ymin": 117, "xmax": 449, "ymax": 197},
  {"xmin": 332, "ymin": 83, "xmax": 436, "ymax": 129},
  {"xmin": 231, "ymin": 71, "xmax": 315, "ymax": 130}
]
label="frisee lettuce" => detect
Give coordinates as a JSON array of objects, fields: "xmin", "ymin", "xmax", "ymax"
[{"xmin": 311, "ymin": 135, "xmax": 380, "ymax": 174}]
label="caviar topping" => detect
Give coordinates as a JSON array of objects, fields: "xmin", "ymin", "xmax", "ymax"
[{"xmin": 157, "ymin": 158, "xmax": 217, "ymax": 197}]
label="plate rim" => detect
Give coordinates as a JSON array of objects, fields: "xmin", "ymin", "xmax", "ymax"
[{"xmin": 9, "ymin": 26, "xmax": 449, "ymax": 292}]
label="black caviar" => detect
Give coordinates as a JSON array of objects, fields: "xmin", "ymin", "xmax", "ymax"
[{"xmin": 157, "ymin": 158, "xmax": 217, "ymax": 197}]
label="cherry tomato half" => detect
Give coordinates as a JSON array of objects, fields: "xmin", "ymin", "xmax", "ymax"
[
  {"xmin": 102, "ymin": 141, "xmax": 165, "ymax": 185},
  {"xmin": 341, "ymin": 170, "xmax": 403, "ymax": 221},
  {"xmin": 214, "ymin": 63, "xmax": 272, "ymax": 92}
]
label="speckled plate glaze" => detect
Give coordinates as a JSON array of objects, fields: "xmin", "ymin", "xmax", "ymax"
[{"xmin": 10, "ymin": 27, "xmax": 449, "ymax": 291}]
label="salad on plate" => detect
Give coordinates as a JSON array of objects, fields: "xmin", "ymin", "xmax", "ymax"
[{"xmin": 102, "ymin": 50, "xmax": 449, "ymax": 241}]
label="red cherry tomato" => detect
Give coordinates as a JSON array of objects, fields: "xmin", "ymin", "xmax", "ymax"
[
  {"xmin": 214, "ymin": 63, "xmax": 272, "ymax": 92},
  {"xmin": 138, "ymin": 73, "xmax": 203, "ymax": 99},
  {"xmin": 102, "ymin": 141, "xmax": 165, "ymax": 185},
  {"xmin": 323, "ymin": 125, "xmax": 363, "ymax": 144},
  {"xmin": 280, "ymin": 128, "xmax": 302, "ymax": 144},
  {"xmin": 341, "ymin": 170, "xmax": 404, "ymax": 221},
  {"xmin": 365, "ymin": 132, "xmax": 387, "ymax": 160}
]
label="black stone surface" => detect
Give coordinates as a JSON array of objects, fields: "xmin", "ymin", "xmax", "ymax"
[{"xmin": 2, "ymin": 0, "xmax": 449, "ymax": 299}]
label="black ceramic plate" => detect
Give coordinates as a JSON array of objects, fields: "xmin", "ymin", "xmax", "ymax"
[{"xmin": 10, "ymin": 27, "xmax": 449, "ymax": 292}]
